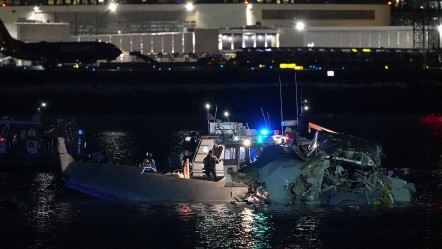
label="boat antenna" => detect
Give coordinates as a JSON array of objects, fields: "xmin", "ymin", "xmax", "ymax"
[
  {"xmin": 214, "ymin": 104, "xmax": 218, "ymax": 122},
  {"xmin": 279, "ymin": 74, "xmax": 284, "ymax": 133},
  {"xmin": 261, "ymin": 107, "xmax": 268, "ymax": 128},
  {"xmin": 267, "ymin": 112, "xmax": 271, "ymax": 130},
  {"xmin": 246, "ymin": 122, "xmax": 250, "ymax": 136},
  {"xmin": 295, "ymin": 73, "xmax": 299, "ymax": 123}
]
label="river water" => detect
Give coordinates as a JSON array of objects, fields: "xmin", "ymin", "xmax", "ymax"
[
  {"xmin": 1, "ymin": 70, "xmax": 442, "ymax": 248},
  {"xmin": 1, "ymin": 112, "xmax": 441, "ymax": 249}
]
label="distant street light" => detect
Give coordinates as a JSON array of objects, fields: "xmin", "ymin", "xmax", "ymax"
[
  {"xmin": 295, "ymin": 21, "xmax": 305, "ymax": 31},
  {"xmin": 109, "ymin": 2, "xmax": 117, "ymax": 12},
  {"xmin": 185, "ymin": 2, "xmax": 194, "ymax": 11}
]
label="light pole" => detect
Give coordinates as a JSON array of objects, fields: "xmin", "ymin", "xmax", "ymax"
[
  {"xmin": 224, "ymin": 111, "xmax": 232, "ymax": 134},
  {"xmin": 205, "ymin": 103, "xmax": 210, "ymax": 134},
  {"xmin": 33, "ymin": 6, "xmax": 40, "ymax": 22},
  {"xmin": 109, "ymin": 2, "xmax": 118, "ymax": 34}
]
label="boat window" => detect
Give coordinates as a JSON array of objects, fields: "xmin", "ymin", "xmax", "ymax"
[
  {"xmin": 250, "ymin": 147, "xmax": 257, "ymax": 162},
  {"xmin": 239, "ymin": 147, "xmax": 246, "ymax": 160},
  {"xmin": 224, "ymin": 147, "xmax": 236, "ymax": 159}
]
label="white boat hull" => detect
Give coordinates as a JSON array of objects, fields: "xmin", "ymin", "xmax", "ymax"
[{"xmin": 58, "ymin": 138, "xmax": 248, "ymax": 202}]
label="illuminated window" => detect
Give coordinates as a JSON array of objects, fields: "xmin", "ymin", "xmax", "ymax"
[
  {"xmin": 224, "ymin": 148, "xmax": 236, "ymax": 160},
  {"xmin": 239, "ymin": 147, "xmax": 246, "ymax": 160}
]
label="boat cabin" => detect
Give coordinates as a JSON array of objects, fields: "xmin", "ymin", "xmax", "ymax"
[{"xmin": 191, "ymin": 121, "xmax": 288, "ymax": 183}]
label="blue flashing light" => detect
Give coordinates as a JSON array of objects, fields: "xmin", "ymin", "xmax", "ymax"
[
  {"xmin": 269, "ymin": 65, "xmax": 273, "ymax": 69},
  {"xmin": 78, "ymin": 129, "xmax": 84, "ymax": 135},
  {"xmin": 168, "ymin": 67, "xmax": 172, "ymax": 71},
  {"xmin": 192, "ymin": 66, "xmax": 195, "ymax": 70},
  {"xmin": 117, "ymin": 66, "xmax": 120, "ymax": 70},
  {"xmin": 257, "ymin": 135, "xmax": 263, "ymax": 144},
  {"xmin": 260, "ymin": 129, "xmax": 269, "ymax": 136},
  {"xmin": 220, "ymin": 64, "xmax": 224, "ymax": 68},
  {"xmin": 92, "ymin": 68, "xmax": 96, "ymax": 72},
  {"xmin": 23, "ymin": 66, "xmax": 27, "ymax": 70}
]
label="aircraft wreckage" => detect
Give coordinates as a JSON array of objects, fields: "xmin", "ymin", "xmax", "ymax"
[
  {"xmin": 57, "ymin": 122, "xmax": 415, "ymax": 205},
  {"xmin": 233, "ymin": 123, "xmax": 415, "ymax": 205}
]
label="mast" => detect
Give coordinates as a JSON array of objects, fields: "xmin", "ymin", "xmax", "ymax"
[
  {"xmin": 295, "ymin": 73, "xmax": 299, "ymax": 123},
  {"xmin": 279, "ymin": 75, "xmax": 284, "ymax": 133}
]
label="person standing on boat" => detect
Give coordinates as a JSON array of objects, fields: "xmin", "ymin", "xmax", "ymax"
[
  {"xmin": 142, "ymin": 152, "xmax": 157, "ymax": 172},
  {"xmin": 203, "ymin": 150, "xmax": 219, "ymax": 181}
]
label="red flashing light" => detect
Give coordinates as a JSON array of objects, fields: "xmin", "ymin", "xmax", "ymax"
[{"xmin": 0, "ymin": 137, "xmax": 5, "ymax": 142}]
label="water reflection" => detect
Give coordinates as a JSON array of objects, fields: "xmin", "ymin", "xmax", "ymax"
[
  {"xmin": 95, "ymin": 130, "xmax": 137, "ymax": 165},
  {"xmin": 29, "ymin": 172, "xmax": 56, "ymax": 230},
  {"xmin": 239, "ymin": 208, "xmax": 272, "ymax": 249},
  {"xmin": 292, "ymin": 215, "xmax": 321, "ymax": 248},
  {"xmin": 27, "ymin": 172, "xmax": 57, "ymax": 249},
  {"xmin": 175, "ymin": 204, "xmax": 323, "ymax": 249},
  {"xmin": 24, "ymin": 171, "xmax": 77, "ymax": 249}
]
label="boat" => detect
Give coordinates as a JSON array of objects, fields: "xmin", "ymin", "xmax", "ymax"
[
  {"xmin": 57, "ymin": 136, "xmax": 249, "ymax": 202},
  {"xmin": 0, "ymin": 108, "xmax": 84, "ymax": 167},
  {"xmin": 57, "ymin": 117, "xmax": 415, "ymax": 205},
  {"xmin": 56, "ymin": 120, "xmax": 281, "ymax": 202}
]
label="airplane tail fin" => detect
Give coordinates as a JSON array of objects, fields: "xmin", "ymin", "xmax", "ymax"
[{"xmin": 0, "ymin": 19, "xmax": 23, "ymax": 49}]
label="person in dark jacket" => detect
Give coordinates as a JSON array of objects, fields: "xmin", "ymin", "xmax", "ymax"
[{"xmin": 203, "ymin": 150, "xmax": 219, "ymax": 181}]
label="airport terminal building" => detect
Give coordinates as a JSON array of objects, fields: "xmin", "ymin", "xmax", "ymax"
[{"xmin": 0, "ymin": 2, "xmax": 437, "ymax": 63}]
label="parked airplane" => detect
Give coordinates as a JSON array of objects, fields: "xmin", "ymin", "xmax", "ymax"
[{"xmin": 0, "ymin": 19, "xmax": 122, "ymax": 65}]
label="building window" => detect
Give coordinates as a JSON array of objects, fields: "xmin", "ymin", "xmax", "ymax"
[{"xmin": 262, "ymin": 10, "xmax": 375, "ymax": 20}]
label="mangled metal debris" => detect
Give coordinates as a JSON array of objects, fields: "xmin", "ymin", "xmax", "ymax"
[{"xmin": 232, "ymin": 123, "xmax": 415, "ymax": 206}]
